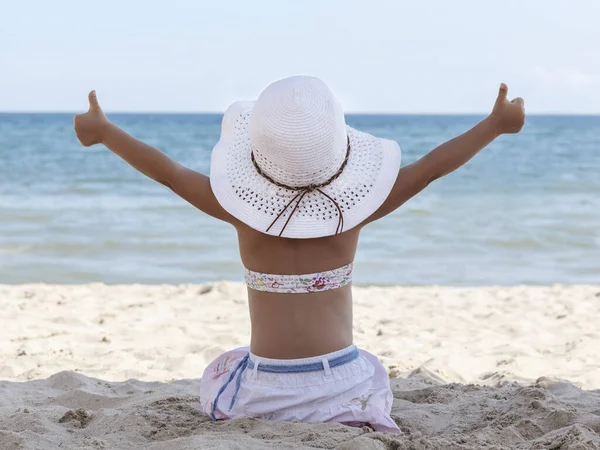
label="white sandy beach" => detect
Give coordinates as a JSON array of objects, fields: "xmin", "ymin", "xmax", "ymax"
[{"xmin": 1, "ymin": 283, "xmax": 599, "ymax": 449}]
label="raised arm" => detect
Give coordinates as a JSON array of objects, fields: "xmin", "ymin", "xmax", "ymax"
[
  {"xmin": 74, "ymin": 91, "xmax": 235, "ymax": 223},
  {"xmin": 365, "ymin": 83, "xmax": 525, "ymax": 224}
]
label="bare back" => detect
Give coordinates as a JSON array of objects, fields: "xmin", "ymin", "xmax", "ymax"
[{"xmin": 236, "ymin": 223, "xmax": 362, "ymax": 359}]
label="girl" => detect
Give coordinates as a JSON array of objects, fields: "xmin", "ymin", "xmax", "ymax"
[{"xmin": 74, "ymin": 76, "xmax": 524, "ymax": 433}]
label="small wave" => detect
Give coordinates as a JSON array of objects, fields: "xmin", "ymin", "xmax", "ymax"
[
  {"xmin": 486, "ymin": 237, "xmax": 546, "ymax": 249},
  {"xmin": 0, "ymin": 245, "xmax": 33, "ymax": 255}
]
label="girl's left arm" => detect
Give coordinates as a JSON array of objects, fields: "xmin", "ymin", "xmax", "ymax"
[{"xmin": 74, "ymin": 91, "xmax": 236, "ymax": 223}]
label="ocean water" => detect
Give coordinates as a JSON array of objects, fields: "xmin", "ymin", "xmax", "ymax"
[{"xmin": 0, "ymin": 113, "xmax": 598, "ymax": 286}]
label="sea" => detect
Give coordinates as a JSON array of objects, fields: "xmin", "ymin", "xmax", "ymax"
[{"xmin": 0, "ymin": 113, "xmax": 598, "ymax": 286}]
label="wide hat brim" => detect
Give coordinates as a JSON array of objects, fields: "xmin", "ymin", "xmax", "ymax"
[{"xmin": 210, "ymin": 101, "xmax": 401, "ymax": 239}]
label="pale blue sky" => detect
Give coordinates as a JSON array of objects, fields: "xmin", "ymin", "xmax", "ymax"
[{"xmin": 2, "ymin": 0, "xmax": 599, "ymax": 113}]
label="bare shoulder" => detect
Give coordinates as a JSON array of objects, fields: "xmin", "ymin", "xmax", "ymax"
[
  {"xmin": 236, "ymin": 224, "xmax": 361, "ymax": 273},
  {"xmin": 362, "ymin": 140, "xmax": 433, "ymax": 225},
  {"xmin": 169, "ymin": 167, "xmax": 239, "ymax": 224}
]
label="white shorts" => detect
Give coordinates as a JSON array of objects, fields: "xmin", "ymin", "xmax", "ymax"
[{"xmin": 199, "ymin": 344, "xmax": 400, "ymax": 433}]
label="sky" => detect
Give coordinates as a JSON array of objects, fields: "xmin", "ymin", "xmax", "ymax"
[{"xmin": 1, "ymin": 0, "xmax": 599, "ymax": 114}]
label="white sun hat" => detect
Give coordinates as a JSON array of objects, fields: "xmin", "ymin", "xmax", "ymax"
[{"xmin": 210, "ymin": 76, "xmax": 401, "ymax": 239}]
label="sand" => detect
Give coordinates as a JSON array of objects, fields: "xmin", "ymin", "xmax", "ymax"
[{"xmin": 1, "ymin": 283, "xmax": 599, "ymax": 449}]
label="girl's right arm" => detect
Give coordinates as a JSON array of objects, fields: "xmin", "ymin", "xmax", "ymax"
[
  {"xmin": 74, "ymin": 91, "xmax": 235, "ymax": 223},
  {"xmin": 365, "ymin": 83, "xmax": 525, "ymax": 224}
]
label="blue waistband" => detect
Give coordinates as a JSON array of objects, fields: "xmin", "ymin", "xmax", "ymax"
[
  {"xmin": 247, "ymin": 347, "xmax": 360, "ymax": 373},
  {"xmin": 210, "ymin": 346, "xmax": 360, "ymax": 421}
]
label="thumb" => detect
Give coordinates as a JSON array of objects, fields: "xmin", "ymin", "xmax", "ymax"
[
  {"xmin": 495, "ymin": 83, "xmax": 508, "ymax": 107},
  {"xmin": 88, "ymin": 90, "xmax": 101, "ymax": 111}
]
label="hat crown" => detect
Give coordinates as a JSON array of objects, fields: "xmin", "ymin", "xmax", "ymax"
[{"xmin": 249, "ymin": 76, "xmax": 347, "ymax": 188}]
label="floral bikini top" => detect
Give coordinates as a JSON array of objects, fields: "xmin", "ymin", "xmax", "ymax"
[{"xmin": 244, "ymin": 263, "xmax": 353, "ymax": 294}]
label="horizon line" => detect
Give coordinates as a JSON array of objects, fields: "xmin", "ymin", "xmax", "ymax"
[{"xmin": 1, "ymin": 111, "xmax": 599, "ymax": 117}]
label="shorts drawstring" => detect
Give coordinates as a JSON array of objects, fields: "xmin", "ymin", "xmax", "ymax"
[{"xmin": 210, "ymin": 353, "xmax": 249, "ymax": 421}]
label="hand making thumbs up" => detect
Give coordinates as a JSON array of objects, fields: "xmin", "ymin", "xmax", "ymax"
[
  {"xmin": 74, "ymin": 91, "xmax": 111, "ymax": 146},
  {"xmin": 490, "ymin": 83, "xmax": 526, "ymax": 134}
]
